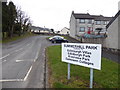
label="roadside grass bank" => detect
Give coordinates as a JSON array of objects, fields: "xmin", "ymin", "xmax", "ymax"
[
  {"xmin": 46, "ymin": 45, "xmax": 120, "ymax": 88},
  {"xmin": 1, "ymin": 32, "xmax": 36, "ymax": 43}
]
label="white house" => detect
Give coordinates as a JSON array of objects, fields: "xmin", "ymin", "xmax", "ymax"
[
  {"xmin": 105, "ymin": 3, "xmax": 120, "ymax": 51},
  {"xmin": 59, "ymin": 27, "xmax": 70, "ymax": 35},
  {"xmin": 30, "ymin": 26, "xmax": 52, "ymax": 33},
  {"xmin": 69, "ymin": 11, "xmax": 112, "ymax": 39}
]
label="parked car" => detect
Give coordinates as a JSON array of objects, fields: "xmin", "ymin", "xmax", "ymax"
[
  {"xmin": 49, "ymin": 36, "xmax": 64, "ymax": 41},
  {"xmin": 51, "ymin": 37, "xmax": 68, "ymax": 43}
]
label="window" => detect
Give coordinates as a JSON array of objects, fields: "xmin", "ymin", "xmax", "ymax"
[
  {"xmin": 87, "ymin": 27, "xmax": 92, "ymax": 31},
  {"xmin": 79, "ymin": 19, "xmax": 85, "ymax": 23},
  {"xmin": 79, "ymin": 27, "xmax": 85, "ymax": 32},
  {"xmin": 106, "ymin": 21, "xmax": 109, "ymax": 24},
  {"xmin": 88, "ymin": 19, "xmax": 92, "ymax": 24},
  {"xmin": 96, "ymin": 21, "xmax": 101, "ymax": 25},
  {"xmin": 103, "ymin": 21, "xmax": 107, "ymax": 25}
]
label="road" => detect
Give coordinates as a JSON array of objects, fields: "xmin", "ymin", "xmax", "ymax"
[{"xmin": 0, "ymin": 35, "xmax": 52, "ymax": 88}]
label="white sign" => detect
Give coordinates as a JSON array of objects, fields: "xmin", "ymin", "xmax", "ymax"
[{"xmin": 62, "ymin": 43, "xmax": 101, "ymax": 70}]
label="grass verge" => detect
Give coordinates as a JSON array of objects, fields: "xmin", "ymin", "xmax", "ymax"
[
  {"xmin": 1, "ymin": 32, "xmax": 36, "ymax": 44},
  {"xmin": 46, "ymin": 45, "xmax": 119, "ymax": 88}
]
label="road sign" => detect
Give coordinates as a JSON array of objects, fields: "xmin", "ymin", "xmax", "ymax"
[{"xmin": 62, "ymin": 43, "xmax": 101, "ymax": 70}]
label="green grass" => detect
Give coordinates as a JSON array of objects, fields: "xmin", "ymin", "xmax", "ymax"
[
  {"xmin": 1, "ymin": 32, "xmax": 36, "ymax": 43},
  {"xmin": 46, "ymin": 45, "xmax": 120, "ymax": 88}
]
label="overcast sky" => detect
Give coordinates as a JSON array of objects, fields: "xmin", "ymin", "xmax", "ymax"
[{"xmin": 8, "ymin": 0, "xmax": 120, "ymax": 31}]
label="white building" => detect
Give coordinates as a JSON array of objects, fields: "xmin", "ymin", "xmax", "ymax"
[
  {"xmin": 105, "ymin": 3, "xmax": 120, "ymax": 50},
  {"xmin": 59, "ymin": 27, "xmax": 70, "ymax": 35},
  {"xmin": 69, "ymin": 11, "xmax": 112, "ymax": 39}
]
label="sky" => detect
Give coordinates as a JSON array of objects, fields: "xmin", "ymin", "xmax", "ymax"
[{"xmin": 8, "ymin": 0, "xmax": 120, "ymax": 31}]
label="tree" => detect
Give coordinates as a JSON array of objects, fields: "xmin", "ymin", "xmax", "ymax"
[
  {"xmin": 22, "ymin": 15, "xmax": 30, "ymax": 33},
  {"xmin": 7, "ymin": 1, "xmax": 17, "ymax": 37},
  {"xmin": 2, "ymin": 1, "xmax": 32, "ymax": 38},
  {"xmin": 2, "ymin": 1, "xmax": 9, "ymax": 38},
  {"xmin": 15, "ymin": 7, "xmax": 23, "ymax": 36},
  {"xmin": 51, "ymin": 29, "xmax": 54, "ymax": 33},
  {"xmin": 16, "ymin": 7, "xmax": 32, "ymax": 35}
]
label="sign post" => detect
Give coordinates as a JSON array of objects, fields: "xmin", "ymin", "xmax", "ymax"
[
  {"xmin": 68, "ymin": 63, "xmax": 70, "ymax": 80},
  {"xmin": 62, "ymin": 43, "xmax": 101, "ymax": 88},
  {"xmin": 90, "ymin": 68, "xmax": 93, "ymax": 88}
]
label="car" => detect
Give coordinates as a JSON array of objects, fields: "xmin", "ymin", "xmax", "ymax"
[
  {"xmin": 51, "ymin": 37, "xmax": 68, "ymax": 43},
  {"xmin": 49, "ymin": 36, "xmax": 64, "ymax": 41}
]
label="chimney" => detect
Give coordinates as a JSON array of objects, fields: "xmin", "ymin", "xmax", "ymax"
[{"xmin": 72, "ymin": 11, "xmax": 74, "ymax": 14}]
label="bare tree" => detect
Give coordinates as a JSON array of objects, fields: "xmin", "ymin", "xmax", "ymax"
[{"xmin": 16, "ymin": 7, "xmax": 32, "ymax": 36}]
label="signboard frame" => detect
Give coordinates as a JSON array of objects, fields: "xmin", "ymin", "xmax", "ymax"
[
  {"xmin": 62, "ymin": 43, "xmax": 101, "ymax": 70},
  {"xmin": 62, "ymin": 43, "xmax": 102, "ymax": 88}
]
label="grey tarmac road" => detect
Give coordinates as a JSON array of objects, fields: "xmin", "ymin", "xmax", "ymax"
[{"xmin": 0, "ymin": 35, "xmax": 53, "ymax": 88}]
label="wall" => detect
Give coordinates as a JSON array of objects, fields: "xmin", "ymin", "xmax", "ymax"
[
  {"xmin": 105, "ymin": 15, "xmax": 119, "ymax": 50},
  {"xmin": 70, "ymin": 14, "xmax": 76, "ymax": 38},
  {"xmin": 81, "ymin": 37, "xmax": 119, "ymax": 54},
  {"xmin": 82, "ymin": 38, "xmax": 106, "ymax": 47},
  {"xmin": 118, "ymin": 14, "xmax": 120, "ymax": 50}
]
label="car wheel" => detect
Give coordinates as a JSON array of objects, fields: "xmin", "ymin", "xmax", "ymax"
[
  {"xmin": 52, "ymin": 41, "xmax": 56, "ymax": 43},
  {"xmin": 65, "ymin": 41, "xmax": 68, "ymax": 43},
  {"xmin": 52, "ymin": 41, "xmax": 54, "ymax": 43}
]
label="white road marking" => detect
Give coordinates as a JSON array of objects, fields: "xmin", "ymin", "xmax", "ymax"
[
  {"xmin": 26, "ymin": 44, "xmax": 30, "ymax": 46},
  {"xmin": 42, "ymin": 48, "xmax": 46, "ymax": 58},
  {"xmin": 23, "ymin": 66, "xmax": 33, "ymax": 81},
  {"xmin": 0, "ymin": 79, "xmax": 24, "ymax": 82},
  {"xmin": 0, "ymin": 65, "xmax": 33, "ymax": 82},
  {"xmin": 0, "ymin": 54, "xmax": 10, "ymax": 59},
  {"xmin": 34, "ymin": 59, "xmax": 36, "ymax": 62},
  {"xmin": 15, "ymin": 60, "xmax": 24, "ymax": 62},
  {"xmin": 15, "ymin": 48, "xmax": 23, "ymax": 52},
  {"xmin": 34, "ymin": 51, "xmax": 39, "ymax": 62},
  {"xmin": 34, "ymin": 44, "xmax": 41, "ymax": 62}
]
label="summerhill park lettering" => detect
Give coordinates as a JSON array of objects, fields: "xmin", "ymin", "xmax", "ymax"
[{"xmin": 64, "ymin": 44, "xmax": 98, "ymax": 50}]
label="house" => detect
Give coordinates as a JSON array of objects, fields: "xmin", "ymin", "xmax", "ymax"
[
  {"xmin": 30, "ymin": 26, "xmax": 52, "ymax": 33},
  {"xmin": 69, "ymin": 11, "xmax": 112, "ymax": 39},
  {"xmin": 59, "ymin": 27, "xmax": 70, "ymax": 35},
  {"xmin": 105, "ymin": 4, "xmax": 120, "ymax": 51}
]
